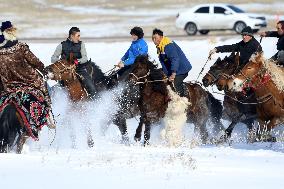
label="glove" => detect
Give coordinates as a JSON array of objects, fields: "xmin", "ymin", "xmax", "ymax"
[
  {"xmin": 209, "ymin": 48, "xmax": 217, "ymax": 59},
  {"xmin": 74, "ymin": 59, "xmax": 79, "ymax": 65}
]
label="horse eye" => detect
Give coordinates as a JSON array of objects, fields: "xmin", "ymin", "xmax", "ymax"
[{"xmin": 247, "ymin": 67, "xmax": 252, "ymax": 70}]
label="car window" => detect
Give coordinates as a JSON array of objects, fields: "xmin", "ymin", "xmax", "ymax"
[
  {"xmin": 214, "ymin": 7, "xmax": 226, "ymax": 14},
  {"xmin": 194, "ymin": 7, "xmax": 209, "ymax": 13},
  {"xmin": 227, "ymin": 5, "xmax": 245, "ymax": 13}
]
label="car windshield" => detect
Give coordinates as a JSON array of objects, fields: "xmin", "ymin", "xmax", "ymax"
[{"xmin": 227, "ymin": 5, "xmax": 245, "ymax": 13}]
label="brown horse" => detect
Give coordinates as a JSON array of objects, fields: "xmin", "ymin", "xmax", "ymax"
[
  {"xmin": 128, "ymin": 55, "xmax": 223, "ymax": 145},
  {"xmin": 46, "ymin": 58, "xmax": 116, "ymax": 101},
  {"xmin": 202, "ymin": 52, "xmax": 257, "ymax": 142},
  {"xmin": 228, "ymin": 52, "xmax": 284, "ymax": 141}
]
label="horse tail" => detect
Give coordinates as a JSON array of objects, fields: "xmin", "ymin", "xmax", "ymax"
[
  {"xmin": 0, "ymin": 104, "xmax": 21, "ymax": 153},
  {"xmin": 206, "ymin": 92, "xmax": 224, "ymax": 130}
]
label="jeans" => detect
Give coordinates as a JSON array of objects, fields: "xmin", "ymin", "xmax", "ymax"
[
  {"xmin": 76, "ymin": 62, "xmax": 97, "ymax": 98},
  {"xmin": 173, "ymin": 73, "xmax": 188, "ymax": 97}
]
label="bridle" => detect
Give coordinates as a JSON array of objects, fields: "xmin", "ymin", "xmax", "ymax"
[
  {"xmin": 129, "ymin": 70, "xmax": 168, "ymax": 85},
  {"xmin": 50, "ymin": 61, "xmax": 77, "ymax": 80}
]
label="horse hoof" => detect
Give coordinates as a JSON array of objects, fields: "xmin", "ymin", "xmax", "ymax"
[
  {"xmin": 134, "ymin": 137, "xmax": 141, "ymax": 142},
  {"xmin": 87, "ymin": 139, "xmax": 94, "ymax": 148},
  {"xmin": 121, "ymin": 135, "xmax": 130, "ymax": 145},
  {"xmin": 144, "ymin": 140, "xmax": 150, "ymax": 146}
]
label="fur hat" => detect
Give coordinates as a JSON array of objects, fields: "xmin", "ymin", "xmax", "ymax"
[
  {"xmin": 241, "ymin": 26, "xmax": 253, "ymax": 36},
  {"xmin": 130, "ymin": 26, "xmax": 144, "ymax": 39},
  {"xmin": 1, "ymin": 21, "xmax": 17, "ymax": 41},
  {"xmin": 1, "ymin": 21, "xmax": 13, "ymax": 32}
]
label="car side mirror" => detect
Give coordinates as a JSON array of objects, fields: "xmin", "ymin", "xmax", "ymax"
[{"xmin": 224, "ymin": 10, "xmax": 232, "ymax": 15}]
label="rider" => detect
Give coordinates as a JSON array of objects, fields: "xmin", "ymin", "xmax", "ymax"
[
  {"xmin": 117, "ymin": 26, "xmax": 148, "ymax": 79},
  {"xmin": 152, "ymin": 28, "xmax": 192, "ymax": 97},
  {"xmin": 0, "ymin": 21, "xmax": 55, "ymax": 137},
  {"xmin": 51, "ymin": 27, "xmax": 97, "ymax": 98},
  {"xmin": 260, "ymin": 20, "xmax": 284, "ymax": 66},
  {"xmin": 209, "ymin": 26, "xmax": 262, "ymax": 70}
]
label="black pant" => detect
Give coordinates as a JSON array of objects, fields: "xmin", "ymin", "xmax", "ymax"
[
  {"xmin": 173, "ymin": 73, "xmax": 188, "ymax": 97},
  {"xmin": 76, "ymin": 62, "xmax": 97, "ymax": 98}
]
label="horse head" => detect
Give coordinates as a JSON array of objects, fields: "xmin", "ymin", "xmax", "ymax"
[
  {"xmin": 202, "ymin": 57, "xmax": 223, "ymax": 87},
  {"xmin": 128, "ymin": 55, "xmax": 154, "ymax": 84},
  {"xmin": 45, "ymin": 59, "xmax": 76, "ymax": 81},
  {"xmin": 215, "ymin": 52, "xmax": 240, "ymax": 91},
  {"xmin": 227, "ymin": 52, "xmax": 264, "ymax": 92}
]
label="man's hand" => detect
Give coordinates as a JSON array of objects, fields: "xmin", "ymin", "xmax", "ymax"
[
  {"xmin": 259, "ymin": 31, "xmax": 267, "ymax": 37},
  {"xmin": 117, "ymin": 61, "xmax": 124, "ymax": 68},
  {"xmin": 74, "ymin": 59, "xmax": 79, "ymax": 65},
  {"xmin": 209, "ymin": 48, "xmax": 217, "ymax": 59},
  {"xmin": 169, "ymin": 72, "xmax": 176, "ymax": 81}
]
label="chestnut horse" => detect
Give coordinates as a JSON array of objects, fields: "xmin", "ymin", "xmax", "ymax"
[
  {"xmin": 128, "ymin": 55, "xmax": 223, "ymax": 145},
  {"xmin": 228, "ymin": 52, "xmax": 284, "ymax": 141},
  {"xmin": 202, "ymin": 52, "xmax": 257, "ymax": 142},
  {"xmin": 46, "ymin": 58, "xmax": 117, "ymax": 101}
]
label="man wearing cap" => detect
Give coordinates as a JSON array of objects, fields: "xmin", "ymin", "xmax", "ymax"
[
  {"xmin": 51, "ymin": 27, "xmax": 97, "ymax": 99},
  {"xmin": 260, "ymin": 20, "xmax": 284, "ymax": 66},
  {"xmin": 209, "ymin": 26, "xmax": 262, "ymax": 69},
  {"xmin": 116, "ymin": 26, "xmax": 148, "ymax": 78},
  {"xmin": 152, "ymin": 28, "xmax": 192, "ymax": 97}
]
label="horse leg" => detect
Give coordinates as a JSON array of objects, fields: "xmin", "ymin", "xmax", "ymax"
[
  {"xmin": 0, "ymin": 105, "xmax": 22, "ymax": 153},
  {"xmin": 134, "ymin": 116, "xmax": 144, "ymax": 142},
  {"xmin": 194, "ymin": 120, "xmax": 208, "ymax": 144},
  {"xmin": 113, "ymin": 114, "xmax": 129, "ymax": 144},
  {"xmin": 143, "ymin": 120, "xmax": 151, "ymax": 146},
  {"xmin": 258, "ymin": 118, "xmax": 277, "ymax": 142},
  {"xmin": 243, "ymin": 118, "xmax": 256, "ymax": 143},
  {"xmin": 87, "ymin": 128, "xmax": 94, "ymax": 148},
  {"xmin": 16, "ymin": 132, "xmax": 29, "ymax": 154}
]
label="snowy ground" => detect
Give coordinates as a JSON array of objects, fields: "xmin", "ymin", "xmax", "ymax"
[{"xmin": 1, "ymin": 37, "xmax": 284, "ymax": 189}]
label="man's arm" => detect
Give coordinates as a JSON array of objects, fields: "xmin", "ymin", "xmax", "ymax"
[
  {"xmin": 165, "ymin": 44, "xmax": 180, "ymax": 74},
  {"xmin": 23, "ymin": 44, "xmax": 45, "ymax": 72},
  {"xmin": 51, "ymin": 44, "xmax": 62, "ymax": 63},
  {"xmin": 215, "ymin": 43, "xmax": 240, "ymax": 53},
  {"xmin": 78, "ymin": 42, "xmax": 88, "ymax": 64}
]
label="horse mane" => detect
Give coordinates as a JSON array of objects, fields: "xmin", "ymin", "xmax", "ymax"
[
  {"xmin": 135, "ymin": 55, "xmax": 168, "ymax": 96},
  {"xmin": 250, "ymin": 53, "xmax": 284, "ymax": 92}
]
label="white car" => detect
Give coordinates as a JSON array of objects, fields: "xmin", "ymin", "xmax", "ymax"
[{"xmin": 176, "ymin": 4, "xmax": 267, "ymax": 35}]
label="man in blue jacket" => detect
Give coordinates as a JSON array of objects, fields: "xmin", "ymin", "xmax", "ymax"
[
  {"xmin": 117, "ymin": 26, "xmax": 148, "ymax": 77},
  {"xmin": 152, "ymin": 28, "xmax": 192, "ymax": 97}
]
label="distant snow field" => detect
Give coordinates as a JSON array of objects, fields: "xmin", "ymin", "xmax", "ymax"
[{"xmin": 1, "ymin": 37, "xmax": 284, "ymax": 189}]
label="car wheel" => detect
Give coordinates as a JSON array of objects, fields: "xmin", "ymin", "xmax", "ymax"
[
  {"xmin": 199, "ymin": 30, "xmax": 209, "ymax": 35},
  {"xmin": 185, "ymin": 22, "xmax": 197, "ymax": 35},
  {"xmin": 234, "ymin": 21, "xmax": 246, "ymax": 34}
]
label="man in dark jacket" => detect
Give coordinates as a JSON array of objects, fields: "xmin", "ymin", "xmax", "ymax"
[
  {"xmin": 152, "ymin": 28, "xmax": 192, "ymax": 97},
  {"xmin": 209, "ymin": 26, "xmax": 262, "ymax": 70},
  {"xmin": 260, "ymin": 20, "xmax": 284, "ymax": 65},
  {"xmin": 51, "ymin": 27, "xmax": 97, "ymax": 99}
]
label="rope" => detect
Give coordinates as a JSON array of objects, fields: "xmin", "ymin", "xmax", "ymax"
[
  {"xmin": 210, "ymin": 86, "xmax": 273, "ymax": 105},
  {"xmin": 196, "ymin": 56, "xmax": 211, "ymax": 81}
]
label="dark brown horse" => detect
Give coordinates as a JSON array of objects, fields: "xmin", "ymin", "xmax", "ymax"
[
  {"xmin": 128, "ymin": 55, "xmax": 223, "ymax": 145},
  {"xmin": 202, "ymin": 52, "xmax": 257, "ymax": 142},
  {"xmin": 46, "ymin": 57, "xmax": 141, "ymax": 144},
  {"xmin": 228, "ymin": 52, "xmax": 284, "ymax": 141},
  {"xmin": 0, "ymin": 104, "xmax": 27, "ymax": 153}
]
